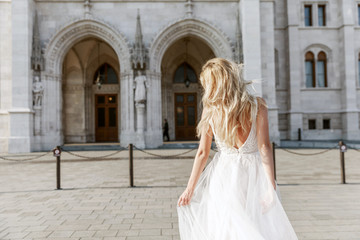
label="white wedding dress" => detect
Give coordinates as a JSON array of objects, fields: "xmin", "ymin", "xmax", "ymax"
[{"xmin": 177, "ymin": 101, "xmax": 298, "ymax": 240}]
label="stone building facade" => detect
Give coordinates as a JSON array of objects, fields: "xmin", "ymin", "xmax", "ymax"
[{"xmin": 0, "ymin": 0, "xmax": 359, "ymax": 153}]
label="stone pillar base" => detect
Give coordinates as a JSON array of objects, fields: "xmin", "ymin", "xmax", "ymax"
[
  {"xmin": 8, "ymin": 137, "xmax": 32, "ymax": 153},
  {"xmin": 8, "ymin": 110, "xmax": 33, "ymax": 153},
  {"xmin": 134, "ymin": 133, "xmax": 146, "ymax": 149},
  {"xmin": 39, "ymin": 134, "xmax": 63, "ymax": 151},
  {"xmin": 268, "ymin": 107, "xmax": 280, "ymax": 145},
  {"xmin": 288, "ymin": 112, "xmax": 302, "ymax": 140},
  {"xmin": 145, "ymin": 130, "xmax": 163, "ymax": 148},
  {"xmin": 342, "ymin": 112, "xmax": 360, "ymax": 140},
  {"xmin": 120, "ymin": 131, "xmax": 137, "ymax": 148}
]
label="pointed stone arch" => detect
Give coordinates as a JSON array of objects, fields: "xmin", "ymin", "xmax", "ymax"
[
  {"xmin": 40, "ymin": 18, "xmax": 133, "ymax": 148},
  {"xmin": 149, "ymin": 18, "xmax": 233, "ymax": 72},
  {"xmin": 44, "ymin": 18, "xmax": 132, "ymax": 75}
]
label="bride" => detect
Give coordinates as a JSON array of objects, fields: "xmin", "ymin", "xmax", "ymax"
[{"xmin": 177, "ymin": 58, "xmax": 298, "ymax": 239}]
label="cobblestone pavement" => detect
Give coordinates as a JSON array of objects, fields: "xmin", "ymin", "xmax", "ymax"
[{"xmin": 0, "ymin": 148, "xmax": 359, "ymax": 240}]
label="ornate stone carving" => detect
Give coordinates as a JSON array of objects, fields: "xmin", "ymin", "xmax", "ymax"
[
  {"xmin": 149, "ymin": 17, "xmax": 233, "ymax": 71},
  {"xmin": 44, "ymin": 17, "xmax": 131, "ymax": 75},
  {"xmin": 234, "ymin": 9, "xmax": 243, "ymax": 64},
  {"xmin": 132, "ymin": 10, "xmax": 148, "ymax": 69},
  {"xmin": 234, "ymin": 10, "xmax": 244, "ymax": 63},
  {"xmin": 32, "ymin": 75, "xmax": 44, "ymax": 108},
  {"xmin": 31, "ymin": 12, "xmax": 45, "ymax": 136},
  {"xmin": 84, "ymin": 0, "xmax": 92, "ymax": 18},
  {"xmin": 134, "ymin": 70, "xmax": 148, "ymax": 104},
  {"xmin": 185, "ymin": 0, "xmax": 193, "ymax": 18},
  {"xmin": 31, "ymin": 12, "xmax": 44, "ymax": 71}
]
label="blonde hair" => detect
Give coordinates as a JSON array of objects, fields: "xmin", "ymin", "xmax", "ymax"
[{"xmin": 197, "ymin": 58, "xmax": 264, "ymax": 148}]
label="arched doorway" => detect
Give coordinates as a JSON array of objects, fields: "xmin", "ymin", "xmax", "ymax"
[
  {"xmin": 42, "ymin": 19, "xmax": 132, "ymax": 149},
  {"xmin": 62, "ymin": 38, "xmax": 120, "ymax": 143},
  {"xmin": 161, "ymin": 37, "xmax": 215, "ymax": 141},
  {"xmin": 148, "ymin": 18, "xmax": 233, "ymax": 145}
]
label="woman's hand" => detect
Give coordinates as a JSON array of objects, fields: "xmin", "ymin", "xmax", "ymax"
[{"xmin": 178, "ymin": 188, "xmax": 194, "ymax": 207}]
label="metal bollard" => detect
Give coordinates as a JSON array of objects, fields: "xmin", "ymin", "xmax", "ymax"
[
  {"xmin": 52, "ymin": 146, "xmax": 62, "ymax": 190},
  {"xmin": 338, "ymin": 141, "xmax": 347, "ymax": 184},
  {"xmin": 129, "ymin": 144, "xmax": 134, "ymax": 187},
  {"xmin": 272, "ymin": 142, "xmax": 277, "ymax": 181}
]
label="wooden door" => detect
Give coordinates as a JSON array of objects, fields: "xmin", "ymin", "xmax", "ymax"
[
  {"xmin": 95, "ymin": 94, "xmax": 118, "ymax": 142},
  {"xmin": 174, "ymin": 93, "xmax": 197, "ymax": 140}
]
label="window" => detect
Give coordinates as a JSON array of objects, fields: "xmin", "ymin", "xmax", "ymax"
[
  {"xmin": 174, "ymin": 63, "xmax": 197, "ymax": 83},
  {"xmin": 305, "ymin": 52, "xmax": 315, "ymax": 87},
  {"xmin": 305, "ymin": 5, "xmax": 313, "ymax": 26},
  {"xmin": 309, "ymin": 119, "xmax": 316, "ymax": 130},
  {"xmin": 93, "ymin": 63, "xmax": 118, "ymax": 84},
  {"xmin": 323, "ymin": 119, "xmax": 330, "ymax": 129},
  {"xmin": 317, "ymin": 52, "xmax": 327, "ymax": 87},
  {"xmin": 305, "ymin": 51, "xmax": 328, "ymax": 88},
  {"xmin": 318, "ymin": 5, "xmax": 326, "ymax": 26}
]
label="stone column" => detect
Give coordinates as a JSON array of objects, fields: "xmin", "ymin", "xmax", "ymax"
[
  {"xmin": 40, "ymin": 73, "xmax": 63, "ymax": 150},
  {"xmin": 135, "ymin": 102, "xmax": 145, "ymax": 148},
  {"xmin": 120, "ymin": 72, "xmax": 136, "ymax": 146},
  {"xmin": 32, "ymin": 105, "xmax": 42, "ymax": 151},
  {"xmin": 145, "ymin": 71, "xmax": 162, "ymax": 148},
  {"xmin": 260, "ymin": 0, "xmax": 280, "ymax": 144},
  {"xmin": 0, "ymin": 3, "xmax": 12, "ymax": 153},
  {"xmin": 286, "ymin": 1, "xmax": 302, "ymax": 140},
  {"xmin": 33, "ymin": 107, "xmax": 41, "ymax": 135},
  {"xmin": 8, "ymin": 0, "xmax": 35, "ymax": 153},
  {"xmin": 340, "ymin": 0, "xmax": 360, "ymax": 140},
  {"xmin": 241, "ymin": 0, "xmax": 262, "ymax": 96}
]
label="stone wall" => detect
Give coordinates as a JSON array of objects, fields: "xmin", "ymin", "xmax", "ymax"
[
  {"xmin": 1, "ymin": 0, "xmax": 360, "ymax": 153},
  {"xmin": 0, "ymin": 1, "xmax": 12, "ymax": 153},
  {"xmin": 275, "ymin": 0, "xmax": 360, "ymax": 141}
]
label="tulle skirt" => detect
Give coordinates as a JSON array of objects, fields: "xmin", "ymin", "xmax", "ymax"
[{"xmin": 177, "ymin": 151, "xmax": 298, "ymax": 240}]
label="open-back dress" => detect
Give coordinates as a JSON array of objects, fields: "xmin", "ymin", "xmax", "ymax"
[{"xmin": 177, "ymin": 99, "xmax": 298, "ymax": 239}]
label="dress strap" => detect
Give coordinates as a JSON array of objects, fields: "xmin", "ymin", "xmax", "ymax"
[
  {"xmin": 250, "ymin": 97, "xmax": 258, "ymax": 132},
  {"xmin": 209, "ymin": 119, "xmax": 216, "ymax": 137}
]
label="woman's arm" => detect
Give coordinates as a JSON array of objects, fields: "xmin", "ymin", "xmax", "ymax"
[
  {"xmin": 256, "ymin": 97, "xmax": 276, "ymax": 190},
  {"xmin": 178, "ymin": 126, "xmax": 213, "ymax": 206}
]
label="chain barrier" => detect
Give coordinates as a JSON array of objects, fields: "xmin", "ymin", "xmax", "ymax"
[
  {"xmin": 273, "ymin": 143, "xmax": 339, "ymax": 156},
  {"xmin": 61, "ymin": 148, "xmax": 127, "ymax": 160},
  {"xmin": 0, "ymin": 150, "xmax": 53, "ymax": 162},
  {"xmin": 1, "ymin": 142, "xmax": 357, "ymax": 163},
  {"xmin": 0, "ymin": 148, "xmax": 127, "ymax": 162},
  {"xmin": 346, "ymin": 144, "xmax": 360, "ymax": 152},
  {"xmin": 133, "ymin": 145, "xmax": 196, "ymax": 158}
]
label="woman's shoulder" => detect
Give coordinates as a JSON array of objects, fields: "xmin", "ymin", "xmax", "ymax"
[
  {"xmin": 255, "ymin": 97, "xmax": 268, "ymax": 119},
  {"xmin": 255, "ymin": 97, "xmax": 268, "ymax": 111},
  {"xmin": 255, "ymin": 96, "xmax": 266, "ymax": 106}
]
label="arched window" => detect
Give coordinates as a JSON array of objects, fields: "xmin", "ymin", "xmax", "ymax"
[
  {"xmin": 93, "ymin": 63, "xmax": 118, "ymax": 84},
  {"xmin": 317, "ymin": 51, "xmax": 327, "ymax": 87},
  {"xmin": 173, "ymin": 63, "xmax": 197, "ymax": 84},
  {"xmin": 305, "ymin": 51, "xmax": 315, "ymax": 88}
]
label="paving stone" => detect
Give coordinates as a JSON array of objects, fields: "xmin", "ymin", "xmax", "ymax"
[{"xmin": 0, "ymin": 149, "xmax": 359, "ymax": 239}]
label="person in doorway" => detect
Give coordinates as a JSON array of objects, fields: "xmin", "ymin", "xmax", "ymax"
[
  {"xmin": 163, "ymin": 119, "xmax": 170, "ymax": 141},
  {"xmin": 177, "ymin": 58, "xmax": 298, "ymax": 239}
]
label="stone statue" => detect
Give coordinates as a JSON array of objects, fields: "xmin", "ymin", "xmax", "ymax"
[
  {"xmin": 32, "ymin": 75, "xmax": 44, "ymax": 107},
  {"xmin": 134, "ymin": 71, "xmax": 147, "ymax": 103}
]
